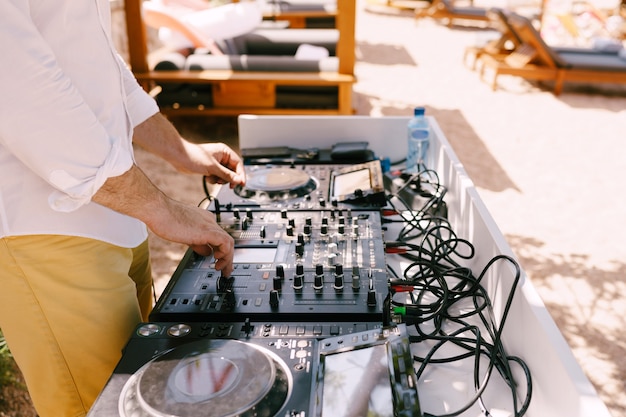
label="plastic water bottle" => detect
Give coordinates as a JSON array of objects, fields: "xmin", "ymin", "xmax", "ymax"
[{"xmin": 406, "ymin": 107, "xmax": 430, "ymax": 173}]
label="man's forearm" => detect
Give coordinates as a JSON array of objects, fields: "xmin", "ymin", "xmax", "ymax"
[
  {"xmin": 91, "ymin": 163, "xmax": 167, "ymax": 230},
  {"xmin": 132, "ymin": 113, "xmax": 190, "ymax": 171}
]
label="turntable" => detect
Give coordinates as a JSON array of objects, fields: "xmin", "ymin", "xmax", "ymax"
[
  {"xmin": 211, "ymin": 160, "xmax": 387, "ymax": 211},
  {"xmin": 119, "ymin": 338, "xmax": 292, "ymax": 417},
  {"xmin": 233, "ymin": 166, "xmax": 318, "ymax": 203}
]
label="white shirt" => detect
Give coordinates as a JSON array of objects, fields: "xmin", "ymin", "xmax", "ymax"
[{"xmin": 0, "ymin": 0, "xmax": 160, "ymax": 247}]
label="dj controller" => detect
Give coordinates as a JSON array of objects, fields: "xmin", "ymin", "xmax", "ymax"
[{"xmin": 88, "ymin": 151, "xmax": 424, "ymax": 417}]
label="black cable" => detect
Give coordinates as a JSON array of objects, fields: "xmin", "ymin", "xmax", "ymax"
[{"xmin": 385, "ymin": 170, "xmax": 532, "ymax": 417}]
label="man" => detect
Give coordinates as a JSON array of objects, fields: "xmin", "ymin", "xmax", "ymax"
[{"xmin": 0, "ymin": 0, "xmax": 245, "ymax": 416}]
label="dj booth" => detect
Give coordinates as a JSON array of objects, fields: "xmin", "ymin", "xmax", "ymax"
[{"xmin": 88, "ymin": 115, "xmax": 611, "ymax": 417}]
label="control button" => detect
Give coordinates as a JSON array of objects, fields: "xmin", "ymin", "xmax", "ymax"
[
  {"xmin": 333, "ymin": 264, "xmax": 344, "ymax": 290},
  {"xmin": 314, "ymin": 264, "xmax": 324, "ymax": 290},
  {"xmin": 137, "ymin": 323, "xmax": 160, "ymax": 337},
  {"xmin": 276, "ymin": 264, "xmax": 285, "ymax": 279},
  {"xmin": 269, "ymin": 290, "xmax": 280, "ymax": 308},
  {"xmin": 293, "ymin": 264, "xmax": 304, "ymax": 290},
  {"xmin": 273, "ymin": 276, "xmax": 282, "ymax": 291},
  {"xmin": 295, "ymin": 242, "xmax": 304, "ymax": 257},
  {"xmin": 167, "ymin": 323, "xmax": 191, "ymax": 337}
]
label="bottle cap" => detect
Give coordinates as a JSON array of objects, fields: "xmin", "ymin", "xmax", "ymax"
[{"xmin": 413, "ymin": 107, "xmax": 425, "ymax": 116}]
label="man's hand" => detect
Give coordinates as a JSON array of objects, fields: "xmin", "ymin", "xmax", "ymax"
[
  {"xmin": 132, "ymin": 113, "xmax": 246, "ymax": 189},
  {"xmin": 178, "ymin": 141, "xmax": 246, "ymax": 189},
  {"xmin": 92, "ymin": 164, "xmax": 236, "ymax": 276}
]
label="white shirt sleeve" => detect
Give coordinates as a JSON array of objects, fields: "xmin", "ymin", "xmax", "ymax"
[
  {"xmin": 0, "ymin": 0, "xmax": 156, "ymax": 212},
  {"xmin": 116, "ymin": 53, "xmax": 160, "ymax": 129}
]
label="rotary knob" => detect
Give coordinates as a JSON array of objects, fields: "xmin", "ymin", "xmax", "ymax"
[
  {"xmin": 293, "ymin": 264, "xmax": 304, "ymax": 290},
  {"xmin": 333, "ymin": 264, "xmax": 344, "ymax": 290},
  {"xmin": 269, "ymin": 290, "xmax": 280, "ymax": 308},
  {"xmin": 314, "ymin": 264, "xmax": 324, "ymax": 290}
]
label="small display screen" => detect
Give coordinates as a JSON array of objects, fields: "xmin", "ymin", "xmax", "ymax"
[
  {"xmin": 233, "ymin": 248, "xmax": 277, "ymax": 263},
  {"xmin": 332, "ymin": 168, "xmax": 371, "ymax": 198},
  {"xmin": 321, "ymin": 345, "xmax": 394, "ymax": 417}
]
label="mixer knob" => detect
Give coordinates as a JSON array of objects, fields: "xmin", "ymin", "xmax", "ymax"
[
  {"xmin": 328, "ymin": 253, "xmax": 337, "ymax": 266},
  {"xmin": 333, "ymin": 264, "xmax": 344, "ymax": 290},
  {"xmin": 320, "ymin": 224, "xmax": 328, "ymax": 236},
  {"xmin": 260, "ymin": 225, "xmax": 266, "ymax": 239},
  {"xmin": 241, "ymin": 217, "xmax": 249, "ymax": 231},
  {"xmin": 314, "ymin": 274, "xmax": 324, "ymax": 290},
  {"xmin": 233, "ymin": 208, "xmax": 240, "ymax": 219},
  {"xmin": 313, "ymin": 264, "xmax": 324, "ymax": 290},
  {"xmin": 273, "ymin": 275, "xmax": 282, "ymax": 291},
  {"xmin": 276, "ymin": 264, "xmax": 285, "ymax": 279},
  {"xmin": 289, "ymin": 218, "xmax": 296, "ymax": 228},
  {"xmin": 352, "ymin": 266, "xmax": 361, "ymax": 290},
  {"xmin": 281, "ymin": 209, "xmax": 288, "ymax": 219},
  {"xmin": 338, "ymin": 216, "xmax": 345, "ymax": 225},
  {"xmin": 297, "ymin": 233, "xmax": 305, "ymax": 245},
  {"xmin": 338, "ymin": 225, "xmax": 345, "ymax": 235},
  {"xmin": 295, "ymin": 242, "xmax": 304, "ymax": 257},
  {"xmin": 318, "ymin": 197, "xmax": 326, "ymax": 207},
  {"xmin": 303, "ymin": 224, "xmax": 312, "ymax": 236},
  {"xmin": 286, "ymin": 225, "xmax": 294, "ymax": 236},
  {"xmin": 269, "ymin": 290, "xmax": 280, "ymax": 308},
  {"xmin": 322, "ymin": 217, "xmax": 329, "ymax": 226},
  {"xmin": 293, "ymin": 264, "xmax": 304, "ymax": 290},
  {"xmin": 246, "ymin": 209, "xmax": 253, "ymax": 220},
  {"xmin": 352, "ymin": 224, "xmax": 359, "ymax": 237},
  {"xmin": 305, "ymin": 217, "xmax": 312, "ymax": 226}
]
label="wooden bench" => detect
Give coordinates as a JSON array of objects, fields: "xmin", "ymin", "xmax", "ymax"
[{"xmin": 123, "ymin": 0, "xmax": 356, "ymax": 115}]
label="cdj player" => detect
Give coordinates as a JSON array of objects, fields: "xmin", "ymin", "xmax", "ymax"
[{"xmin": 88, "ymin": 322, "xmax": 421, "ymax": 417}]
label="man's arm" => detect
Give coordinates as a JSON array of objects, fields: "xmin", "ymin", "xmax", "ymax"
[{"xmin": 92, "ymin": 163, "xmax": 235, "ymax": 276}]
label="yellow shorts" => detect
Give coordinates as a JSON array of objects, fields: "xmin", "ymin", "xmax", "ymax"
[{"xmin": 0, "ymin": 235, "xmax": 153, "ymax": 417}]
